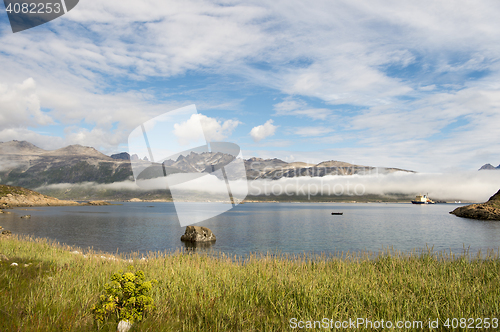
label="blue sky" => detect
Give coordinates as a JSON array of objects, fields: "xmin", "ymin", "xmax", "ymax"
[{"xmin": 1, "ymin": 0, "xmax": 500, "ymax": 173}]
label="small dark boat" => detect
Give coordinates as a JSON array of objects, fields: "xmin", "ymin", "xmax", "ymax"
[{"xmin": 331, "ymin": 212, "xmax": 343, "ymax": 215}]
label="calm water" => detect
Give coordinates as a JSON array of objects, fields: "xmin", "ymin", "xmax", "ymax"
[{"xmin": 1, "ymin": 202, "xmax": 499, "ymax": 256}]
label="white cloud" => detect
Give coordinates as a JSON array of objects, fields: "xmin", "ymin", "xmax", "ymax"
[
  {"xmin": 198, "ymin": 114, "xmax": 241, "ymax": 142},
  {"xmin": 174, "ymin": 113, "xmax": 240, "ymax": 145},
  {"xmin": 250, "ymin": 119, "xmax": 277, "ymax": 142},
  {"xmin": 339, "ymin": 86, "xmax": 500, "ymax": 170},
  {"xmin": 294, "ymin": 126, "xmax": 333, "ymax": 137},
  {"xmin": 250, "ymin": 139, "xmax": 292, "ymax": 148},
  {"xmin": 1, "ymin": 0, "xmax": 500, "ymax": 172},
  {"xmin": 65, "ymin": 126, "xmax": 126, "ymax": 152},
  {"xmin": 0, "ymin": 0, "xmax": 268, "ymax": 152},
  {"xmin": 0, "ymin": 128, "xmax": 64, "ymax": 150},
  {"xmin": 0, "ymin": 78, "xmax": 54, "ymax": 129},
  {"xmin": 419, "ymin": 85, "xmax": 436, "ymax": 91},
  {"xmin": 261, "ymin": 0, "xmax": 500, "ymax": 99},
  {"xmin": 273, "ymin": 97, "xmax": 333, "ymax": 120},
  {"xmin": 280, "ymin": 58, "xmax": 413, "ymax": 105},
  {"xmin": 273, "ymin": 98, "xmax": 307, "ymax": 113}
]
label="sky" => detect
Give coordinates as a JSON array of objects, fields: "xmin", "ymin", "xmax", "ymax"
[{"xmin": 1, "ymin": 0, "xmax": 500, "ymax": 173}]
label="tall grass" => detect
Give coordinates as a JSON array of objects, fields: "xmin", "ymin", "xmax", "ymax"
[{"xmin": 1, "ymin": 235, "xmax": 499, "ymax": 331}]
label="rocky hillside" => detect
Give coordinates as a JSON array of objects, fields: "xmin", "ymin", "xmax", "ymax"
[
  {"xmin": 0, "ymin": 184, "xmax": 80, "ymax": 208},
  {"xmin": 450, "ymin": 189, "xmax": 500, "ymax": 220},
  {"xmin": 0, "ymin": 141, "xmax": 132, "ymax": 188}
]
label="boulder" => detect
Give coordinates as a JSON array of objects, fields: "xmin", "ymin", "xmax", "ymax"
[{"xmin": 180, "ymin": 226, "xmax": 216, "ymax": 242}]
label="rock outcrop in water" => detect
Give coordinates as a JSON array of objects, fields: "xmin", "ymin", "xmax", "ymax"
[
  {"xmin": 180, "ymin": 226, "xmax": 216, "ymax": 242},
  {"xmin": 450, "ymin": 189, "xmax": 500, "ymax": 221},
  {"xmin": 84, "ymin": 201, "xmax": 112, "ymax": 206}
]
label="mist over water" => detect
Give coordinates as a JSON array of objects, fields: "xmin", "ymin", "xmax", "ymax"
[{"xmin": 36, "ymin": 171, "xmax": 500, "ymax": 202}]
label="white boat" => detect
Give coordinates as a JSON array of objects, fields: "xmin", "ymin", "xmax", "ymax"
[{"xmin": 411, "ymin": 194, "xmax": 435, "ymax": 204}]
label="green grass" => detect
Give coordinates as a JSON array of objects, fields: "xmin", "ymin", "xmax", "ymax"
[{"xmin": 1, "ymin": 235, "xmax": 499, "ymax": 331}]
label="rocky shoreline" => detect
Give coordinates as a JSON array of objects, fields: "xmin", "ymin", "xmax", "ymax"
[
  {"xmin": 450, "ymin": 189, "xmax": 500, "ymax": 221},
  {"xmin": 0, "ymin": 184, "xmax": 111, "ymax": 209}
]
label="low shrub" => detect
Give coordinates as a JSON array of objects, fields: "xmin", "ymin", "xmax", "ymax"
[{"xmin": 91, "ymin": 267, "xmax": 157, "ymax": 327}]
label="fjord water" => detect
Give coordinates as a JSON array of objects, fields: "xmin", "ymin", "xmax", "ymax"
[{"xmin": 1, "ymin": 202, "xmax": 499, "ymax": 256}]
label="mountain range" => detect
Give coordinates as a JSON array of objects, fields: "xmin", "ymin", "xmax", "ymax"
[{"xmin": 0, "ymin": 140, "xmax": 413, "ymax": 189}]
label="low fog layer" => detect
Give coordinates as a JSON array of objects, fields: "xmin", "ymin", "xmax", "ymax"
[{"xmin": 35, "ymin": 171, "xmax": 500, "ymax": 202}]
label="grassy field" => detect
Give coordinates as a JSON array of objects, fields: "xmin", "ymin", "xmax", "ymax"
[{"xmin": 1, "ymin": 235, "xmax": 499, "ymax": 331}]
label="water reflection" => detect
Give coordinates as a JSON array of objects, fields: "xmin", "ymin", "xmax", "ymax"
[{"xmin": 182, "ymin": 241, "xmax": 215, "ymax": 251}]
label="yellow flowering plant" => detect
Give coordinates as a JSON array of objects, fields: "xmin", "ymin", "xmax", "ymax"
[{"xmin": 92, "ymin": 267, "xmax": 158, "ymax": 327}]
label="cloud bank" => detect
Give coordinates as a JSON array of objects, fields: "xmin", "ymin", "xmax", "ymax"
[{"xmin": 35, "ymin": 171, "xmax": 500, "ymax": 203}]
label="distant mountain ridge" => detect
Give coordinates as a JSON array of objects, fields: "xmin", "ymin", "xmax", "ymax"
[
  {"xmin": 0, "ymin": 140, "xmax": 109, "ymax": 158},
  {"xmin": 0, "ymin": 140, "xmax": 413, "ymax": 188},
  {"xmin": 479, "ymin": 163, "xmax": 500, "ymax": 170}
]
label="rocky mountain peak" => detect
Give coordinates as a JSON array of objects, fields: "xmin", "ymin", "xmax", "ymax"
[
  {"xmin": 0, "ymin": 140, "xmax": 46, "ymax": 155},
  {"xmin": 42, "ymin": 144, "xmax": 110, "ymax": 159},
  {"xmin": 315, "ymin": 160, "xmax": 357, "ymax": 168},
  {"xmin": 110, "ymin": 152, "xmax": 130, "ymax": 160},
  {"xmin": 247, "ymin": 157, "xmax": 264, "ymax": 162},
  {"xmin": 479, "ymin": 163, "xmax": 499, "ymax": 170}
]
